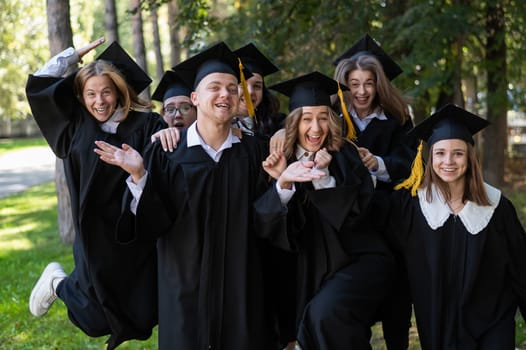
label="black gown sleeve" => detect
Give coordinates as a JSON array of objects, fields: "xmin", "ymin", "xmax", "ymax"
[
  {"xmin": 382, "ymin": 118, "xmax": 417, "ymax": 185},
  {"xmin": 307, "ymin": 142, "xmax": 374, "ymax": 231},
  {"xmin": 500, "ymin": 196, "xmax": 526, "ymax": 318},
  {"xmin": 25, "ymin": 73, "xmax": 79, "ymax": 158}
]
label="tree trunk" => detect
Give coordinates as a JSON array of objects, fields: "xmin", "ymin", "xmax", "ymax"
[
  {"xmin": 483, "ymin": 1, "xmax": 507, "ymax": 187},
  {"xmin": 130, "ymin": 0, "xmax": 150, "ymax": 99},
  {"xmin": 149, "ymin": 1, "xmax": 164, "ymax": 80},
  {"xmin": 105, "ymin": 0, "xmax": 119, "ymax": 44},
  {"xmin": 167, "ymin": 0, "xmax": 182, "ymax": 66},
  {"xmin": 436, "ymin": 38, "xmax": 465, "ymax": 109},
  {"xmin": 46, "ymin": 0, "xmax": 75, "ymax": 244}
]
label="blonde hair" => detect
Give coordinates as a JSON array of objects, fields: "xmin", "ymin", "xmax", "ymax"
[
  {"xmin": 283, "ymin": 106, "xmax": 343, "ymax": 160},
  {"xmin": 421, "ymin": 142, "xmax": 490, "ymax": 205},
  {"xmin": 333, "ymin": 54, "xmax": 410, "ymax": 124},
  {"xmin": 74, "ymin": 60, "xmax": 153, "ymax": 121}
]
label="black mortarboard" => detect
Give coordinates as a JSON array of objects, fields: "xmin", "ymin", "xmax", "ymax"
[
  {"xmin": 270, "ymin": 71, "xmax": 348, "ymax": 112},
  {"xmin": 409, "ymin": 104, "xmax": 490, "ymax": 146},
  {"xmin": 174, "ymin": 41, "xmax": 251, "ymax": 89},
  {"xmin": 151, "ymin": 70, "xmax": 192, "ymax": 102},
  {"xmin": 233, "ymin": 43, "xmax": 279, "ymax": 77},
  {"xmin": 96, "ymin": 41, "xmax": 152, "ymax": 94},
  {"xmin": 332, "ymin": 33, "xmax": 403, "ymax": 81},
  {"xmin": 394, "ymin": 104, "xmax": 490, "ymax": 196}
]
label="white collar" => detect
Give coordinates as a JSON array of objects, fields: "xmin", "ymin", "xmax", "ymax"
[
  {"xmin": 418, "ymin": 183, "xmax": 501, "ymax": 235},
  {"xmin": 99, "ymin": 106, "xmax": 125, "ymax": 134},
  {"xmin": 349, "ymin": 107, "xmax": 387, "ymax": 131},
  {"xmin": 295, "ymin": 144, "xmax": 315, "ymax": 161}
]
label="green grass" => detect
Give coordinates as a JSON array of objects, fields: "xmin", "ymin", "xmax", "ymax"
[
  {"xmin": 0, "ymin": 137, "xmax": 48, "ymax": 156},
  {"xmin": 0, "ymin": 182, "xmax": 158, "ymax": 349}
]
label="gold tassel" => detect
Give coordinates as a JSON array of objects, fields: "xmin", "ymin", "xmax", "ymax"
[
  {"xmin": 394, "ymin": 140, "xmax": 424, "ymax": 196},
  {"xmin": 238, "ymin": 58, "xmax": 257, "ymax": 122},
  {"xmin": 337, "ymin": 82, "xmax": 356, "ymax": 141}
]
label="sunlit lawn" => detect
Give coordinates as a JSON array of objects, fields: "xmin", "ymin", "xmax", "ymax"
[
  {"xmin": 0, "ymin": 137, "xmax": 48, "ymax": 156},
  {"xmin": 0, "ymin": 182, "xmax": 157, "ymax": 349}
]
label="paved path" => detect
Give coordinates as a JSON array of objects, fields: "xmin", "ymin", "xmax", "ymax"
[{"xmin": 0, "ymin": 147, "xmax": 55, "ymax": 198}]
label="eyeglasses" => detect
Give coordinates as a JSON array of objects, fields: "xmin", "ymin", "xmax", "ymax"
[{"xmin": 164, "ymin": 103, "xmax": 193, "ymax": 116}]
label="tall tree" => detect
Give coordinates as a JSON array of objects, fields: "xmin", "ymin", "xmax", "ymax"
[
  {"xmin": 148, "ymin": 0, "xmax": 164, "ymax": 80},
  {"xmin": 483, "ymin": 0, "xmax": 507, "ymax": 186},
  {"xmin": 168, "ymin": 0, "xmax": 182, "ymax": 66},
  {"xmin": 105, "ymin": 0, "xmax": 119, "ymax": 43},
  {"xmin": 130, "ymin": 0, "xmax": 149, "ymax": 98},
  {"xmin": 46, "ymin": 0, "xmax": 75, "ymax": 244}
]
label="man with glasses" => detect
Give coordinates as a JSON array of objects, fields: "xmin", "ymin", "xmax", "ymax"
[{"xmin": 152, "ymin": 70, "xmax": 197, "ymax": 130}]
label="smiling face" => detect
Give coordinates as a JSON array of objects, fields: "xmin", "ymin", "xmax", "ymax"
[
  {"xmin": 238, "ymin": 73, "xmax": 264, "ymax": 115},
  {"xmin": 347, "ymin": 69, "xmax": 376, "ymax": 118},
  {"xmin": 191, "ymin": 72, "xmax": 239, "ymax": 126},
  {"xmin": 82, "ymin": 75, "xmax": 118, "ymax": 123},
  {"xmin": 431, "ymin": 139, "xmax": 468, "ymax": 187},
  {"xmin": 297, "ymin": 105, "xmax": 330, "ymax": 152}
]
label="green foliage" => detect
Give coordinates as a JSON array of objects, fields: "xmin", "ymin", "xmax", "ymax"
[{"xmin": 0, "ymin": 0, "xmax": 48, "ymax": 120}]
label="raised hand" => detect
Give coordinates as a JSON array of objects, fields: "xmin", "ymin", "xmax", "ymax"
[
  {"xmin": 262, "ymin": 151, "xmax": 287, "ymax": 180},
  {"xmin": 357, "ymin": 146, "xmax": 379, "ymax": 172},
  {"xmin": 277, "ymin": 160, "xmax": 326, "ymax": 190},
  {"xmin": 94, "ymin": 141, "xmax": 145, "ymax": 183},
  {"xmin": 269, "ymin": 128, "xmax": 286, "ymax": 153},
  {"xmin": 76, "ymin": 37, "xmax": 105, "ymax": 60},
  {"xmin": 314, "ymin": 148, "xmax": 332, "ymax": 169},
  {"xmin": 151, "ymin": 127, "xmax": 180, "ymax": 152}
]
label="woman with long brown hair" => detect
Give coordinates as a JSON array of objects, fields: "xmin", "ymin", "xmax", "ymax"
[
  {"xmin": 263, "ymin": 71, "xmax": 394, "ymax": 350},
  {"xmin": 392, "ymin": 104, "xmax": 526, "ymax": 349},
  {"xmin": 26, "ymin": 38, "xmax": 165, "ymax": 349}
]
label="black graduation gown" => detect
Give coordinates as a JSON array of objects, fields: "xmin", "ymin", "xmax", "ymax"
[
  {"xmin": 25, "ymin": 74, "xmax": 164, "ymax": 349},
  {"xmin": 351, "ymin": 115, "xmax": 415, "ymax": 191},
  {"xmin": 390, "ymin": 187, "xmax": 526, "ymax": 350},
  {"xmin": 122, "ymin": 132, "xmax": 279, "ymax": 350},
  {"xmin": 255, "ymin": 142, "xmax": 392, "ymax": 342}
]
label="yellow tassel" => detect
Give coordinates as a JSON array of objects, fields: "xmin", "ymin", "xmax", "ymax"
[
  {"xmin": 238, "ymin": 58, "xmax": 257, "ymax": 122},
  {"xmin": 394, "ymin": 140, "xmax": 424, "ymax": 196},
  {"xmin": 337, "ymin": 82, "xmax": 356, "ymax": 141}
]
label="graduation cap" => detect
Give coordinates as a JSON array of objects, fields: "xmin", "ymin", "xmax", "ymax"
[
  {"xmin": 409, "ymin": 104, "xmax": 490, "ymax": 146},
  {"xmin": 151, "ymin": 70, "xmax": 192, "ymax": 102},
  {"xmin": 395, "ymin": 104, "xmax": 490, "ymax": 196},
  {"xmin": 332, "ymin": 33, "xmax": 403, "ymax": 81},
  {"xmin": 270, "ymin": 71, "xmax": 357, "ymax": 140},
  {"xmin": 96, "ymin": 41, "xmax": 152, "ymax": 94},
  {"xmin": 174, "ymin": 41, "xmax": 251, "ymax": 89},
  {"xmin": 234, "ymin": 43, "xmax": 279, "ymax": 118},
  {"xmin": 233, "ymin": 43, "xmax": 279, "ymax": 77}
]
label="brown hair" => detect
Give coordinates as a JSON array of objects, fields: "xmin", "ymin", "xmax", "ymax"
[
  {"xmin": 333, "ymin": 54, "xmax": 410, "ymax": 124},
  {"xmin": 282, "ymin": 106, "xmax": 343, "ymax": 160},
  {"xmin": 421, "ymin": 142, "xmax": 490, "ymax": 205},
  {"xmin": 74, "ymin": 60, "xmax": 153, "ymax": 121}
]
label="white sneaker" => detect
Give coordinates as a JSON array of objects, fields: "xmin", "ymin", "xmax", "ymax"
[{"xmin": 29, "ymin": 262, "xmax": 67, "ymax": 316}]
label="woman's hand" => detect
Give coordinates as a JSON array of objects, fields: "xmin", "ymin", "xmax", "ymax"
[
  {"xmin": 94, "ymin": 141, "xmax": 145, "ymax": 183},
  {"xmin": 262, "ymin": 151, "xmax": 287, "ymax": 180},
  {"xmin": 277, "ymin": 160, "xmax": 326, "ymax": 190},
  {"xmin": 76, "ymin": 37, "xmax": 105, "ymax": 60},
  {"xmin": 151, "ymin": 127, "xmax": 180, "ymax": 152},
  {"xmin": 314, "ymin": 148, "xmax": 332, "ymax": 169},
  {"xmin": 357, "ymin": 146, "xmax": 379, "ymax": 171},
  {"xmin": 269, "ymin": 128, "xmax": 286, "ymax": 153}
]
